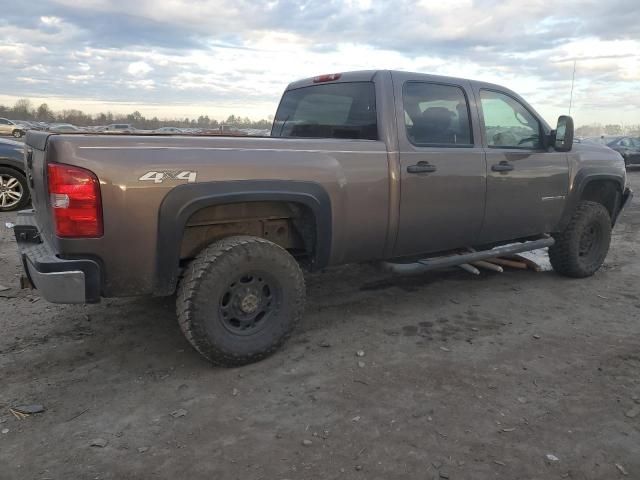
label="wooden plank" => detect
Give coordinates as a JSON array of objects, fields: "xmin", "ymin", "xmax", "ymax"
[
  {"xmin": 508, "ymin": 254, "xmax": 543, "ymax": 272},
  {"xmin": 485, "ymin": 257, "xmax": 528, "ymax": 270},
  {"xmin": 471, "ymin": 260, "xmax": 504, "ymax": 273},
  {"xmin": 458, "ymin": 263, "xmax": 480, "ymax": 275}
]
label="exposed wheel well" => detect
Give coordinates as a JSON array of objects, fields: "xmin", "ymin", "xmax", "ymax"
[
  {"xmin": 580, "ymin": 180, "xmax": 621, "ymax": 222},
  {"xmin": 179, "ymin": 201, "xmax": 317, "ymax": 267}
]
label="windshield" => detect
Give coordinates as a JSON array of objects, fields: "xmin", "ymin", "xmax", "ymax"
[{"xmin": 271, "ymin": 82, "xmax": 378, "ymax": 140}]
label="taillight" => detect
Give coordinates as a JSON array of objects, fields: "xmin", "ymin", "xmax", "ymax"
[{"xmin": 48, "ymin": 162, "xmax": 103, "ymax": 238}]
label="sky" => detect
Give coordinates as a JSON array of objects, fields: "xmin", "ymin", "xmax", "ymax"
[{"xmin": 0, "ymin": 0, "xmax": 638, "ymax": 126}]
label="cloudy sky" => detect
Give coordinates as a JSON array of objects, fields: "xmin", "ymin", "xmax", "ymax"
[{"xmin": 1, "ymin": 0, "xmax": 638, "ymax": 125}]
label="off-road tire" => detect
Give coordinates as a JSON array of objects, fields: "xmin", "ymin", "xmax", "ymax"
[
  {"xmin": 0, "ymin": 167, "xmax": 30, "ymax": 212},
  {"xmin": 549, "ymin": 201, "xmax": 611, "ymax": 278},
  {"xmin": 176, "ymin": 235, "xmax": 305, "ymax": 367}
]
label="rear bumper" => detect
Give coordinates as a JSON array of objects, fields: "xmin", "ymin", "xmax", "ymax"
[{"xmin": 14, "ymin": 210, "xmax": 101, "ymax": 304}]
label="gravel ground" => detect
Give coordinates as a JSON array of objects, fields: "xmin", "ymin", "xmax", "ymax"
[{"xmin": 1, "ymin": 171, "xmax": 639, "ymax": 480}]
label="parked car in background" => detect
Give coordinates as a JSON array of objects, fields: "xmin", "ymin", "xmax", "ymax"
[
  {"xmin": 16, "ymin": 121, "xmax": 45, "ymax": 131},
  {"xmin": 154, "ymin": 127, "xmax": 184, "ymax": 134},
  {"xmin": 48, "ymin": 124, "xmax": 83, "ymax": 133},
  {"xmin": 240, "ymin": 128, "xmax": 271, "ymax": 136},
  {"xmin": 0, "ymin": 118, "xmax": 27, "ymax": 138},
  {"xmin": 104, "ymin": 124, "xmax": 135, "ymax": 133},
  {"xmin": 0, "ymin": 138, "xmax": 29, "ymax": 211},
  {"xmin": 604, "ymin": 136, "xmax": 640, "ymax": 167}
]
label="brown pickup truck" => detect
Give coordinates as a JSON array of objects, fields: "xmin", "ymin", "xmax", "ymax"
[{"xmin": 13, "ymin": 70, "xmax": 632, "ymax": 366}]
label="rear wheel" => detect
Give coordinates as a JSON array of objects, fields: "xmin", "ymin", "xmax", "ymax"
[
  {"xmin": 176, "ymin": 235, "xmax": 305, "ymax": 366},
  {"xmin": 549, "ymin": 201, "xmax": 611, "ymax": 278},
  {"xmin": 0, "ymin": 167, "xmax": 29, "ymax": 212},
  {"xmin": 12, "ymin": 129, "xmax": 23, "ymax": 138}
]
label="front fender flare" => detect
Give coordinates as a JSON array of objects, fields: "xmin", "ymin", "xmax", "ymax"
[{"xmin": 557, "ymin": 172, "xmax": 625, "ymax": 231}]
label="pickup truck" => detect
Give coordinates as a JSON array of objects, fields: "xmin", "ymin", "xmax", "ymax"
[{"xmin": 13, "ymin": 70, "xmax": 632, "ymax": 366}]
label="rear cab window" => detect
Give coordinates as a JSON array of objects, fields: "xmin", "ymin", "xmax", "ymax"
[{"xmin": 271, "ymin": 82, "xmax": 378, "ymax": 140}]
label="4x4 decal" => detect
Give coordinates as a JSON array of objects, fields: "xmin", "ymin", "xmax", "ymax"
[{"xmin": 139, "ymin": 170, "xmax": 197, "ymax": 184}]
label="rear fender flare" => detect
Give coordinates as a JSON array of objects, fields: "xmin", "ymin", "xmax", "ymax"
[{"xmin": 153, "ymin": 180, "xmax": 332, "ymax": 296}]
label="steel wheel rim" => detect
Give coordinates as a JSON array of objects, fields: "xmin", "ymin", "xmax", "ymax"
[
  {"xmin": 218, "ymin": 271, "xmax": 280, "ymax": 336},
  {"xmin": 578, "ymin": 222, "xmax": 602, "ymax": 260},
  {"xmin": 0, "ymin": 173, "xmax": 23, "ymax": 208}
]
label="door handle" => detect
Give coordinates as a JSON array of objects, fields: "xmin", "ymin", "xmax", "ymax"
[
  {"xmin": 407, "ymin": 162, "xmax": 437, "ymax": 174},
  {"xmin": 491, "ymin": 161, "xmax": 514, "ymax": 172}
]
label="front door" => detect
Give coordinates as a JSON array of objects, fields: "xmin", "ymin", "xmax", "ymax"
[
  {"xmin": 475, "ymin": 89, "xmax": 569, "ymax": 244},
  {"xmin": 394, "ymin": 79, "xmax": 486, "ymax": 257},
  {"xmin": 0, "ymin": 119, "xmax": 12, "ymax": 135}
]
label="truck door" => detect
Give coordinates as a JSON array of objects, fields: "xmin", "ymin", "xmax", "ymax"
[
  {"xmin": 393, "ymin": 78, "xmax": 486, "ymax": 256},
  {"xmin": 474, "ymin": 88, "xmax": 569, "ymax": 243}
]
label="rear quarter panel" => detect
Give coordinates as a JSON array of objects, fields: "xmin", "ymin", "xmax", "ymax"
[{"xmin": 44, "ymin": 134, "xmax": 390, "ymax": 296}]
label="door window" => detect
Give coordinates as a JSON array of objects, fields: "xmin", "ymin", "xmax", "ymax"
[
  {"xmin": 480, "ymin": 90, "xmax": 542, "ymax": 149},
  {"xmin": 0, "ymin": 119, "xmax": 9, "ymax": 125},
  {"xmin": 403, "ymin": 82, "xmax": 472, "ymax": 146}
]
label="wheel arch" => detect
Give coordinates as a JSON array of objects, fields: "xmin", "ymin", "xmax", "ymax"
[
  {"xmin": 0, "ymin": 162, "xmax": 26, "ymax": 176},
  {"xmin": 154, "ymin": 180, "xmax": 332, "ymax": 296},
  {"xmin": 557, "ymin": 173, "xmax": 625, "ymax": 231}
]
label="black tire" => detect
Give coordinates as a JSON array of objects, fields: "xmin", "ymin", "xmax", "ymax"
[
  {"xmin": 176, "ymin": 235, "xmax": 305, "ymax": 366},
  {"xmin": 0, "ymin": 167, "xmax": 30, "ymax": 212},
  {"xmin": 12, "ymin": 129, "xmax": 23, "ymax": 138},
  {"xmin": 549, "ymin": 201, "xmax": 611, "ymax": 278}
]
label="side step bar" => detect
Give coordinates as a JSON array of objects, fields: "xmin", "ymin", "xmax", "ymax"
[{"xmin": 381, "ymin": 237, "xmax": 555, "ymax": 275}]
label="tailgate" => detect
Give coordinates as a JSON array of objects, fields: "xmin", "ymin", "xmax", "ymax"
[{"xmin": 24, "ymin": 131, "xmax": 56, "ymax": 245}]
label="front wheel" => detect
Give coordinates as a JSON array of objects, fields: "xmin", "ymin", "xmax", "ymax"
[
  {"xmin": 549, "ymin": 201, "xmax": 611, "ymax": 278},
  {"xmin": 176, "ymin": 235, "xmax": 305, "ymax": 366},
  {"xmin": 12, "ymin": 129, "xmax": 23, "ymax": 138}
]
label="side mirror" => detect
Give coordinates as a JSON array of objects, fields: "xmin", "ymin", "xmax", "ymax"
[{"xmin": 554, "ymin": 115, "xmax": 574, "ymax": 152}]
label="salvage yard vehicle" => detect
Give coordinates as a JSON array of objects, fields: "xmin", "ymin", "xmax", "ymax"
[
  {"xmin": 104, "ymin": 123, "xmax": 135, "ymax": 133},
  {"xmin": 604, "ymin": 136, "xmax": 640, "ymax": 167},
  {"xmin": 0, "ymin": 118, "xmax": 27, "ymax": 138},
  {"xmin": 13, "ymin": 70, "xmax": 633, "ymax": 366},
  {"xmin": 0, "ymin": 138, "xmax": 30, "ymax": 211}
]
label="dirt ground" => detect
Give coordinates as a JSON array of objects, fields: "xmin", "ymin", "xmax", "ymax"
[{"xmin": 1, "ymin": 173, "xmax": 639, "ymax": 480}]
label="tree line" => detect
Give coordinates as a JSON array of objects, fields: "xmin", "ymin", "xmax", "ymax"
[
  {"xmin": 575, "ymin": 124, "xmax": 640, "ymax": 137},
  {"xmin": 1, "ymin": 98, "xmax": 638, "ymax": 136},
  {"xmin": 0, "ymin": 99, "xmax": 274, "ymax": 130}
]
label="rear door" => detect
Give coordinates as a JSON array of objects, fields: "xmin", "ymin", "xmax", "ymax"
[
  {"xmin": 393, "ymin": 75, "xmax": 486, "ymax": 256},
  {"xmin": 474, "ymin": 88, "xmax": 569, "ymax": 243}
]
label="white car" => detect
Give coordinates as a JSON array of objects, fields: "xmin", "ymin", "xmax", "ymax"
[
  {"xmin": 48, "ymin": 124, "xmax": 83, "ymax": 133},
  {"xmin": 154, "ymin": 127, "xmax": 184, "ymax": 134},
  {"xmin": 0, "ymin": 118, "xmax": 27, "ymax": 138}
]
